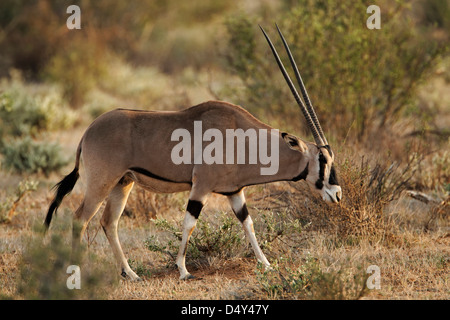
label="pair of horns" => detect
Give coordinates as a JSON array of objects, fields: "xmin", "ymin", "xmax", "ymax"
[{"xmin": 260, "ymin": 24, "xmax": 328, "ymax": 147}]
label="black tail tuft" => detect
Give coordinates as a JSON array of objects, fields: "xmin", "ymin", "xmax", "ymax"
[{"xmin": 44, "ymin": 168, "xmax": 79, "ymax": 230}]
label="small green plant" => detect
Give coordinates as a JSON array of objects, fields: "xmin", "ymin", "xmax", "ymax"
[
  {"xmin": 144, "ymin": 221, "xmax": 180, "ymax": 262},
  {"xmin": 0, "ymin": 179, "xmax": 38, "ymax": 223},
  {"xmin": 256, "ymin": 256, "xmax": 368, "ymax": 300},
  {"xmin": 255, "ymin": 209, "xmax": 303, "ymax": 254},
  {"xmin": 127, "ymin": 259, "xmax": 153, "ymax": 278},
  {"xmin": 145, "ymin": 212, "xmax": 244, "ymax": 263},
  {"xmin": 190, "ymin": 213, "xmax": 243, "ymax": 259}
]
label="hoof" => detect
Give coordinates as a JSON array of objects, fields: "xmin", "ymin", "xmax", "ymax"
[
  {"xmin": 121, "ymin": 269, "xmax": 142, "ymax": 282},
  {"xmin": 180, "ymin": 273, "xmax": 196, "ymax": 280}
]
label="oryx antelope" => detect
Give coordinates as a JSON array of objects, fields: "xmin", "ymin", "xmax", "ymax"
[{"xmin": 45, "ymin": 25, "xmax": 342, "ymax": 281}]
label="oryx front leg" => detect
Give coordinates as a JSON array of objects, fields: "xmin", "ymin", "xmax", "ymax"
[
  {"xmin": 176, "ymin": 193, "xmax": 205, "ymax": 280},
  {"xmin": 228, "ymin": 190, "xmax": 270, "ymax": 269}
]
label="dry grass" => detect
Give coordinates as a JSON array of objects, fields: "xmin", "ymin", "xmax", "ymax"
[
  {"xmin": 0, "ymin": 154, "xmax": 449, "ymax": 300},
  {"xmin": 1, "ymin": 73, "xmax": 449, "ymax": 299},
  {"xmin": 0, "ymin": 35, "xmax": 449, "ymax": 301}
]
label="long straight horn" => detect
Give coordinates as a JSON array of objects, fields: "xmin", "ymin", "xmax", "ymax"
[
  {"xmin": 275, "ymin": 24, "xmax": 328, "ymax": 146},
  {"xmin": 259, "ymin": 25, "xmax": 325, "ymax": 147}
]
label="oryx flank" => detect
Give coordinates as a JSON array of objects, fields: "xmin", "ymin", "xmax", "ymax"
[{"xmin": 45, "ymin": 25, "xmax": 342, "ymax": 281}]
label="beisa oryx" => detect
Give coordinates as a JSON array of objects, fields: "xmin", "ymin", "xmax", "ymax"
[{"xmin": 45, "ymin": 25, "xmax": 342, "ymax": 281}]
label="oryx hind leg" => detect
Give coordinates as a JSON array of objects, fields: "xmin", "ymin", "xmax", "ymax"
[
  {"xmin": 228, "ymin": 190, "xmax": 271, "ymax": 268},
  {"xmin": 100, "ymin": 177, "xmax": 140, "ymax": 281},
  {"xmin": 72, "ymin": 182, "xmax": 112, "ymax": 253}
]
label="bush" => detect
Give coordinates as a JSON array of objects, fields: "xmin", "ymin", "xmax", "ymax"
[
  {"xmin": 145, "ymin": 213, "xmax": 244, "ymax": 263},
  {"xmin": 223, "ymin": 14, "xmax": 286, "ymax": 118},
  {"xmin": 0, "ymin": 72, "xmax": 75, "ymax": 176},
  {"xmin": 419, "ymin": 0, "xmax": 450, "ymax": 30},
  {"xmin": 43, "ymin": 38, "xmax": 109, "ymax": 108},
  {"xmin": 0, "ymin": 0, "xmax": 234, "ymax": 83},
  {"xmin": 1, "ymin": 136, "xmax": 69, "ymax": 176},
  {"xmin": 0, "ymin": 71, "xmax": 77, "ymax": 141},
  {"xmin": 256, "ymin": 256, "xmax": 368, "ymax": 299},
  {"xmin": 223, "ymin": 1, "xmax": 448, "ymax": 142}
]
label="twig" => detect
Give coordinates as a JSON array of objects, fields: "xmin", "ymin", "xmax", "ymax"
[
  {"xmin": 7, "ymin": 189, "xmax": 32, "ymax": 220},
  {"xmin": 406, "ymin": 190, "xmax": 439, "ymax": 204}
]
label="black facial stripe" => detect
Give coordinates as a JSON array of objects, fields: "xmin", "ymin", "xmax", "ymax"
[
  {"xmin": 314, "ymin": 150, "xmax": 327, "ymax": 190},
  {"xmin": 319, "ymin": 151, "xmax": 327, "ymax": 180},
  {"xmin": 315, "ymin": 179, "xmax": 324, "ymax": 190},
  {"xmin": 187, "ymin": 200, "xmax": 203, "ymax": 219},
  {"xmin": 233, "ymin": 203, "xmax": 249, "ymax": 223},
  {"xmin": 329, "ymin": 165, "xmax": 339, "ymax": 185},
  {"xmin": 292, "ymin": 162, "xmax": 309, "ymax": 181}
]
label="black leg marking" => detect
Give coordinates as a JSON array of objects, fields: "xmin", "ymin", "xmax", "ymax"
[
  {"xmin": 234, "ymin": 203, "xmax": 249, "ymax": 224},
  {"xmin": 186, "ymin": 200, "xmax": 203, "ymax": 219}
]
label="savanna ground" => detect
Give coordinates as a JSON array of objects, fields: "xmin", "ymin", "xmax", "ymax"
[{"xmin": 0, "ymin": 0, "xmax": 449, "ymax": 300}]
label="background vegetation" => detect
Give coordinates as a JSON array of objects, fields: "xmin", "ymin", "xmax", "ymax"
[{"xmin": 0, "ymin": 0, "xmax": 448, "ymax": 300}]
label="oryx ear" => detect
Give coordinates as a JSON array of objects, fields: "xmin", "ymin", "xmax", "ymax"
[{"xmin": 281, "ymin": 132, "xmax": 307, "ymax": 152}]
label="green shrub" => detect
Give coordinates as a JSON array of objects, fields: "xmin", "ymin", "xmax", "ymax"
[
  {"xmin": 1, "ymin": 136, "xmax": 69, "ymax": 176},
  {"xmin": 0, "ymin": 71, "xmax": 77, "ymax": 141},
  {"xmin": 223, "ymin": 1, "xmax": 448, "ymax": 141},
  {"xmin": 256, "ymin": 256, "xmax": 368, "ymax": 299},
  {"xmin": 223, "ymin": 14, "xmax": 286, "ymax": 118},
  {"xmin": 419, "ymin": 0, "xmax": 450, "ymax": 30},
  {"xmin": 0, "ymin": 0, "xmax": 234, "ymax": 83},
  {"xmin": 145, "ymin": 212, "xmax": 244, "ymax": 262},
  {"xmin": 0, "ymin": 89, "xmax": 45, "ymax": 139},
  {"xmin": 252, "ymin": 209, "xmax": 303, "ymax": 257},
  {"xmin": 44, "ymin": 38, "xmax": 109, "ymax": 108},
  {"xmin": 145, "ymin": 208, "xmax": 305, "ymax": 267}
]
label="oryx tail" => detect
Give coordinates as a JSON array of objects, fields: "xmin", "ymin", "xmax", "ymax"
[{"xmin": 44, "ymin": 143, "xmax": 81, "ymax": 229}]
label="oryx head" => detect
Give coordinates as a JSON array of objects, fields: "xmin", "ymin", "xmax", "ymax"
[{"xmin": 261, "ymin": 24, "xmax": 342, "ymax": 203}]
